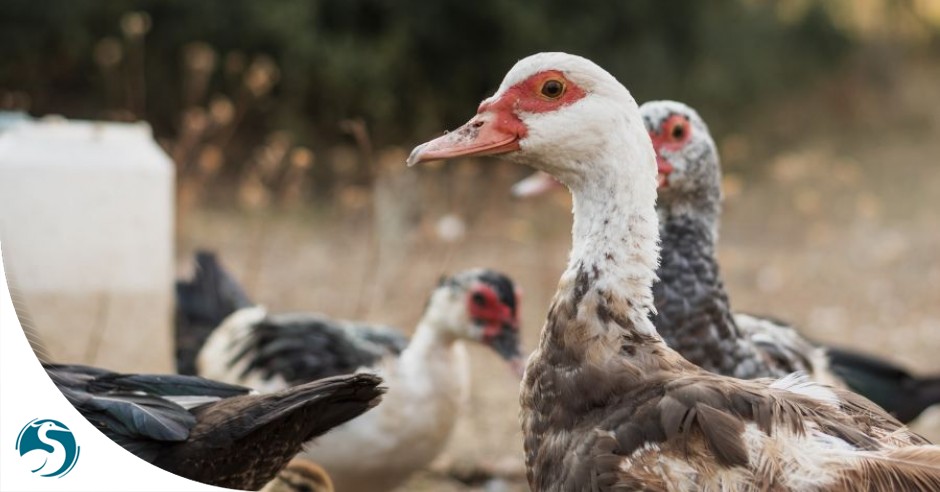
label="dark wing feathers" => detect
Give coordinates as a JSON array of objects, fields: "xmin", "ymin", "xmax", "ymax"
[
  {"xmin": 89, "ymin": 372, "xmax": 250, "ymax": 399},
  {"xmin": 81, "ymin": 392, "xmax": 195, "ymax": 442},
  {"xmin": 176, "ymin": 251, "xmax": 253, "ymax": 375},
  {"xmin": 49, "ymin": 365, "xmax": 251, "ymax": 455},
  {"xmin": 233, "ymin": 314, "xmax": 406, "ymax": 385},
  {"xmin": 655, "ymin": 380, "xmax": 758, "ymax": 468},
  {"xmin": 192, "ymin": 373, "xmax": 383, "ymax": 440},
  {"xmin": 45, "ymin": 362, "xmax": 114, "ymax": 385},
  {"xmin": 827, "ymin": 346, "xmax": 940, "ymax": 423},
  {"xmin": 695, "ymin": 403, "xmax": 748, "ymax": 467},
  {"xmin": 164, "ymin": 373, "xmax": 384, "ymax": 490},
  {"xmin": 46, "ymin": 363, "xmax": 240, "ymax": 445},
  {"xmin": 47, "ymin": 363, "xmax": 384, "ymax": 490}
]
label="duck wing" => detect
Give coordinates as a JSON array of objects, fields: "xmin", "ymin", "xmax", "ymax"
[{"xmin": 224, "ymin": 312, "xmax": 406, "ymax": 386}]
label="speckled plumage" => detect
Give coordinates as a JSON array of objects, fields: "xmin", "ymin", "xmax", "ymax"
[
  {"xmin": 653, "ymin": 214, "xmax": 792, "ymax": 379},
  {"xmin": 645, "ymin": 100, "xmax": 940, "ymax": 421},
  {"xmin": 644, "ymin": 100, "xmax": 794, "ymax": 380}
]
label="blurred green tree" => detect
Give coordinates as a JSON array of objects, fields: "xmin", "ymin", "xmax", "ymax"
[{"xmin": 0, "ymin": 0, "xmax": 853, "ymax": 156}]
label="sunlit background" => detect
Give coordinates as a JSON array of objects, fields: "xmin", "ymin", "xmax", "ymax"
[{"xmin": 2, "ymin": 1, "xmax": 940, "ymax": 490}]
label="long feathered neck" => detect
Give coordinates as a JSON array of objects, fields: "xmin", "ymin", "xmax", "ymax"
[
  {"xmin": 654, "ymin": 206, "xmax": 724, "ymax": 322},
  {"xmin": 653, "ymin": 189, "xmax": 784, "ymax": 378},
  {"xmin": 401, "ymin": 316, "xmax": 457, "ymax": 363},
  {"xmin": 568, "ymin": 171, "xmax": 660, "ymax": 329},
  {"xmin": 397, "ymin": 313, "xmax": 468, "ymax": 406},
  {"xmin": 653, "ymin": 209, "xmax": 752, "ymax": 374},
  {"xmin": 536, "ymin": 135, "xmax": 673, "ymax": 372},
  {"xmin": 656, "ymin": 179, "xmax": 722, "ymax": 230}
]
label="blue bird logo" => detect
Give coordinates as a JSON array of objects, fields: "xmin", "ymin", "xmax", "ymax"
[{"xmin": 15, "ymin": 418, "xmax": 80, "ymax": 478}]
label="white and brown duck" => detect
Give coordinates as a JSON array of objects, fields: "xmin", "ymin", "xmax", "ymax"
[{"xmin": 409, "ymin": 52, "xmax": 940, "ymax": 491}]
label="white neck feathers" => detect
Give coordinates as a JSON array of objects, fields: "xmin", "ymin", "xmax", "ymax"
[{"xmin": 563, "ymin": 115, "xmax": 661, "ymax": 336}]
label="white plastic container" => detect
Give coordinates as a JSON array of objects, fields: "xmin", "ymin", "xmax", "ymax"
[{"xmin": 0, "ymin": 115, "xmax": 174, "ymax": 372}]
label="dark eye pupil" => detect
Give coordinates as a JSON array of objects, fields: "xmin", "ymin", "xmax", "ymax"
[
  {"xmin": 671, "ymin": 124, "xmax": 685, "ymax": 140},
  {"xmin": 542, "ymin": 80, "xmax": 563, "ymax": 98},
  {"xmin": 471, "ymin": 292, "xmax": 487, "ymax": 306}
]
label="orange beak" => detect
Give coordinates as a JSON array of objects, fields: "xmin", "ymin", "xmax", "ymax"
[{"xmin": 407, "ymin": 110, "xmax": 524, "ymax": 166}]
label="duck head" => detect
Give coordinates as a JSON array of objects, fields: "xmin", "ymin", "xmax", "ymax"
[
  {"xmin": 424, "ymin": 269, "xmax": 524, "ymax": 376},
  {"xmin": 408, "ymin": 52, "xmax": 654, "ymax": 195},
  {"xmin": 641, "ymin": 100, "xmax": 721, "ymax": 212}
]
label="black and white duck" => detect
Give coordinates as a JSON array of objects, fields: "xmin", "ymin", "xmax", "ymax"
[{"xmin": 187, "ymin": 259, "xmax": 524, "ymax": 492}]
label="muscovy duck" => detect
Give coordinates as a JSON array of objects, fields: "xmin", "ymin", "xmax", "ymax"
[
  {"xmin": 195, "ymin": 265, "xmax": 524, "ymax": 492},
  {"xmin": 46, "ymin": 363, "xmax": 382, "ymax": 490},
  {"xmin": 409, "ymin": 52, "xmax": 940, "ymax": 491},
  {"xmin": 514, "ymin": 99, "xmax": 940, "ymax": 424},
  {"xmin": 175, "ymin": 251, "xmax": 252, "ymax": 375}
]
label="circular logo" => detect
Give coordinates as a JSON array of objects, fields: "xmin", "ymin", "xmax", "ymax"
[{"xmin": 15, "ymin": 418, "xmax": 80, "ymax": 478}]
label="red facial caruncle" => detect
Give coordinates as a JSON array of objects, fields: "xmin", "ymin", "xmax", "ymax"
[
  {"xmin": 407, "ymin": 71, "xmax": 587, "ymax": 166},
  {"xmin": 467, "ymin": 284, "xmax": 519, "ymax": 341},
  {"xmin": 479, "ymin": 70, "xmax": 587, "ymax": 117},
  {"xmin": 649, "ymin": 114, "xmax": 692, "ymax": 188}
]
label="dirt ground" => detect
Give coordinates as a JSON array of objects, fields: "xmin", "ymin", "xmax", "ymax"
[{"xmin": 176, "ymin": 58, "xmax": 940, "ymax": 491}]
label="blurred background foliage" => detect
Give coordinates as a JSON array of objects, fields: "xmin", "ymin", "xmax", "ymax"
[{"xmin": 1, "ymin": 0, "xmax": 938, "ymax": 203}]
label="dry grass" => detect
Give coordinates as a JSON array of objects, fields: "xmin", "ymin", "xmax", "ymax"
[{"xmin": 175, "ymin": 59, "xmax": 940, "ymax": 491}]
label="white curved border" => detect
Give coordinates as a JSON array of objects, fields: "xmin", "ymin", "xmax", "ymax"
[{"xmin": 0, "ymin": 239, "xmax": 233, "ymax": 491}]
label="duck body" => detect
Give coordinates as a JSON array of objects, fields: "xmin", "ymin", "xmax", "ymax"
[
  {"xmin": 196, "ymin": 268, "xmax": 523, "ymax": 492},
  {"xmin": 175, "ymin": 251, "xmax": 252, "ymax": 375},
  {"xmin": 48, "ymin": 363, "xmax": 383, "ymax": 490},
  {"xmin": 524, "ymin": 274, "xmax": 935, "ymax": 491},
  {"xmin": 301, "ymin": 328, "xmax": 469, "ymax": 491},
  {"xmin": 410, "ymin": 52, "xmax": 940, "ymax": 491},
  {"xmin": 645, "ymin": 99, "xmax": 940, "ymax": 421}
]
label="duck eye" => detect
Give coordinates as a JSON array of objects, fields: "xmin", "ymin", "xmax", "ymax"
[
  {"xmin": 670, "ymin": 123, "xmax": 686, "ymax": 140},
  {"xmin": 471, "ymin": 292, "xmax": 487, "ymax": 306},
  {"xmin": 540, "ymin": 79, "xmax": 565, "ymax": 99}
]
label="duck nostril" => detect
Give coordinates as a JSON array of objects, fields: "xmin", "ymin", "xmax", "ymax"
[{"xmin": 472, "ymin": 120, "xmax": 485, "ymax": 129}]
